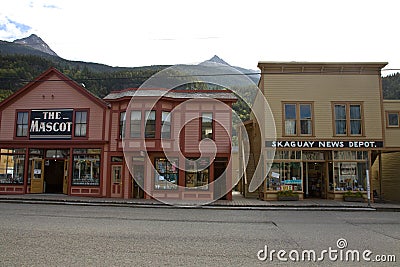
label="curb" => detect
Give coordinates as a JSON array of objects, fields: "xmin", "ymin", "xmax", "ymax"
[{"xmin": 0, "ymin": 197, "xmax": 388, "ymax": 211}]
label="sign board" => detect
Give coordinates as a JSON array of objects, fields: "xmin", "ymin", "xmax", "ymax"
[
  {"xmin": 30, "ymin": 109, "xmax": 73, "ymax": 140},
  {"xmin": 266, "ymin": 140, "xmax": 384, "ymax": 149}
]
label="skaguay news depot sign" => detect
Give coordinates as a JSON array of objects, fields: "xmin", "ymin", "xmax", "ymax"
[{"xmin": 29, "ymin": 109, "xmax": 73, "ymax": 140}]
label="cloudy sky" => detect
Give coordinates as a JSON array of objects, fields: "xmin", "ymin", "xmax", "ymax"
[{"xmin": 1, "ymin": 0, "xmax": 399, "ymax": 73}]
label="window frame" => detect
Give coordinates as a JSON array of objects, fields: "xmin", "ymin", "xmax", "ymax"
[
  {"xmin": 15, "ymin": 110, "xmax": 29, "ymax": 138},
  {"xmin": 161, "ymin": 111, "xmax": 171, "ymax": 139},
  {"xmin": 201, "ymin": 112, "xmax": 213, "ymax": 140},
  {"xmin": 130, "ymin": 110, "xmax": 142, "ymax": 138},
  {"xmin": 332, "ymin": 102, "xmax": 364, "ymax": 136},
  {"xmin": 119, "ymin": 111, "xmax": 126, "ymax": 139},
  {"xmin": 154, "ymin": 157, "xmax": 178, "ymax": 190},
  {"xmin": 386, "ymin": 111, "xmax": 400, "ymax": 128},
  {"xmin": 74, "ymin": 110, "xmax": 89, "ymax": 138},
  {"xmin": 144, "ymin": 110, "xmax": 156, "ymax": 138},
  {"xmin": 282, "ymin": 102, "xmax": 314, "ymax": 137}
]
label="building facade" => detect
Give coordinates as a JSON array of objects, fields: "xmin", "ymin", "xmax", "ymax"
[
  {"xmin": 0, "ymin": 68, "xmax": 236, "ymax": 201},
  {"xmin": 241, "ymin": 62, "xmax": 390, "ymax": 201}
]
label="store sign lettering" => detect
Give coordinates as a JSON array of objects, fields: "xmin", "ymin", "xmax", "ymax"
[
  {"xmin": 265, "ymin": 140, "xmax": 384, "ymax": 148},
  {"xmin": 30, "ymin": 109, "xmax": 73, "ymax": 139}
]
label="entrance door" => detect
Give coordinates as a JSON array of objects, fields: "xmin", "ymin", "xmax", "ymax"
[
  {"xmin": 63, "ymin": 160, "xmax": 69, "ymax": 194},
  {"xmin": 30, "ymin": 159, "xmax": 44, "ymax": 193},
  {"xmin": 214, "ymin": 158, "xmax": 228, "ymax": 200},
  {"xmin": 111, "ymin": 165, "xmax": 123, "ymax": 198},
  {"xmin": 304, "ymin": 162, "xmax": 325, "ymax": 198},
  {"xmin": 132, "ymin": 164, "xmax": 144, "ymax": 198}
]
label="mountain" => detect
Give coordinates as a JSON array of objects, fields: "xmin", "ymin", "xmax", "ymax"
[
  {"xmin": 13, "ymin": 34, "xmax": 58, "ymax": 57},
  {"xmin": 202, "ymin": 55, "xmax": 260, "ymax": 85}
]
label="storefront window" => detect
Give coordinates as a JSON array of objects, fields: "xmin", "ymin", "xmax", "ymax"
[
  {"xmin": 266, "ymin": 162, "xmax": 302, "ymax": 191},
  {"xmin": 154, "ymin": 158, "xmax": 178, "ymax": 190},
  {"xmin": 0, "ymin": 149, "xmax": 26, "ymax": 184},
  {"xmin": 333, "ymin": 162, "xmax": 366, "ymax": 191},
  {"xmin": 72, "ymin": 150, "xmax": 100, "ymax": 186},
  {"xmin": 185, "ymin": 158, "xmax": 210, "ymax": 189},
  {"xmin": 331, "ymin": 150, "xmax": 368, "ymax": 192}
]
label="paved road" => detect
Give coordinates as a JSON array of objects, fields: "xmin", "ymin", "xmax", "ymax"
[{"xmin": 0, "ymin": 203, "xmax": 399, "ymax": 266}]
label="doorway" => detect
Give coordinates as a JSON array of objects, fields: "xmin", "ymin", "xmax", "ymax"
[
  {"xmin": 304, "ymin": 162, "xmax": 326, "ymax": 198},
  {"xmin": 44, "ymin": 160, "xmax": 64, "ymax": 193},
  {"xmin": 214, "ymin": 158, "xmax": 228, "ymax": 200}
]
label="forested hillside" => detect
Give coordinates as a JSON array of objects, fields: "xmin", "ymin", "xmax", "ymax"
[{"xmin": 382, "ymin": 72, "xmax": 400, "ymax": 99}]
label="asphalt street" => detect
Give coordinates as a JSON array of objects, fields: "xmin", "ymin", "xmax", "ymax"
[{"xmin": 0, "ymin": 203, "xmax": 398, "ymax": 266}]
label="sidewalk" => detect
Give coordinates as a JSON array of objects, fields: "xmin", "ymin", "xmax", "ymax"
[{"xmin": 1, "ymin": 192, "xmax": 399, "ymax": 211}]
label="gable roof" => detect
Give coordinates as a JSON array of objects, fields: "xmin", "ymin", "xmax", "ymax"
[{"xmin": 0, "ymin": 67, "xmax": 110, "ymax": 110}]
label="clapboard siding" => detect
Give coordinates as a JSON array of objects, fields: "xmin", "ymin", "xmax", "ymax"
[
  {"xmin": 383, "ymin": 100, "xmax": 400, "ymax": 148},
  {"xmin": 371, "ymin": 152, "xmax": 400, "ymax": 202},
  {"xmin": 264, "ymin": 74, "xmax": 383, "ymax": 139},
  {"xmin": 0, "ymin": 73, "xmax": 105, "ymax": 140},
  {"xmin": 184, "ymin": 113, "xmax": 200, "ymax": 153},
  {"xmin": 215, "ymin": 112, "xmax": 231, "ymax": 152}
]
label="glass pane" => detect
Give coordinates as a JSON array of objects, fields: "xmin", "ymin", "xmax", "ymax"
[
  {"xmin": 161, "ymin": 111, "xmax": 171, "ymax": 139},
  {"xmin": 335, "ymin": 120, "xmax": 346, "ymax": 134},
  {"xmin": 75, "ymin": 111, "xmax": 82, "ymax": 123},
  {"xmin": 81, "ymin": 111, "xmax": 87, "ymax": 122},
  {"xmin": 300, "ymin": 120, "xmax": 312, "ymax": 135},
  {"xmin": 350, "ymin": 120, "xmax": 361, "ymax": 135},
  {"xmin": 285, "ymin": 104, "xmax": 296, "ymax": 119},
  {"xmin": 350, "ymin": 105, "xmax": 361, "ymax": 119},
  {"xmin": 300, "ymin": 104, "xmax": 311, "ymax": 119},
  {"xmin": 388, "ymin": 113, "xmax": 399, "ymax": 126},
  {"xmin": 335, "ymin": 105, "xmax": 346, "ymax": 120},
  {"xmin": 72, "ymin": 155, "xmax": 100, "ymax": 186},
  {"xmin": 130, "ymin": 111, "xmax": 141, "ymax": 138},
  {"xmin": 285, "ymin": 120, "xmax": 296, "ymax": 135}
]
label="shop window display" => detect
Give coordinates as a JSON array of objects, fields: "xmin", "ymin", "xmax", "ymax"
[
  {"xmin": 266, "ymin": 162, "xmax": 302, "ymax": 191},
  {"xmin": 185, "ymin": 158, "xmax": 210, "ymax": 189},
  {"xmin": 0, "ymin": 149, "xmax": 25, "ymax": 184},
  {"xmin": 154, "ymin": 158, "xmax": 178, "ymax": 190},
  {"xmin": 72, "ymin": 153, "xmax": 100, "ymax": 186}
]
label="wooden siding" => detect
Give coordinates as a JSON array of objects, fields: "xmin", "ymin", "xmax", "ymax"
[
  {"xmin": 262, "ymin": 74, "xmax": 383, "ymax": 139},
  {"xmin": 184, "ymin": 113, "xmax": 199, "ymax": 153},
  {"xmin": 371, "ymin": 152, "xmax": 400, "ymax": 202},
  {"xmin": 0, "ymin": 73, "xmax": 105, "ymax": 141},
  {"xmin": 215, "ymin": 112, "xmax": 231, "ymax": 152},
  {"xmin": 383, "ymin": 100, "xmax": 400, "ymax": 148}
]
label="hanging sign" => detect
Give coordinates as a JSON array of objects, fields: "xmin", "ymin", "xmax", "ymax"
[{"xmin": 30, "ymin": 109, "xmax": 73, "ymax": 140}]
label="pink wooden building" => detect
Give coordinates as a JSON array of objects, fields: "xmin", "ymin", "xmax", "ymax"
[{"xmin": 0, "ymin": 68, "xmax": 236, "ymax": 201}]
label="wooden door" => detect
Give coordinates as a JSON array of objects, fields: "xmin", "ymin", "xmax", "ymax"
[
  {"xmin": 30, "ymin": 159, "xmax": 44, "ymax": 193},
  {"xmin": 111, "ymin": 165, "xmax": 123, "ymax": 198},
  {"xmin": 63, "ymin": 160, "xmax": 69, "ymax": 194}
]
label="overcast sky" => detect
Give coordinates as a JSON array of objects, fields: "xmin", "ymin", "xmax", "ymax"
[{"xmin": 1, "ymin": 0, "xmax": 399, "ymax": 74}]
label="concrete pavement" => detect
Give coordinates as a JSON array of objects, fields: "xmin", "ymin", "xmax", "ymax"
[{"xmin": 1, "ymin": 191, "xmax": 399, "ymax": 211}]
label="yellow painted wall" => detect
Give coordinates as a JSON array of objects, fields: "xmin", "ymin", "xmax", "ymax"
[
  {"xmin": 262, "ymin": 74, "xmax": 383, "ymax": 139},
  {"xmin": 383, "ymin": 100, "xmax": 400, "ymax": 148}
]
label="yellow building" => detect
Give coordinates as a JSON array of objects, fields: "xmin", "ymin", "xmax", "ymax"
[
  {"xmin": 371, "ymin": 100, "xmax": 400, "ymax": 202},
  {"xmin": 241, "ymin": 61, "xmax": 390, "ymax": 201}
]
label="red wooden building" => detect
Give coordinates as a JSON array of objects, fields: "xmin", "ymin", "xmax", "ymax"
[{"xmin": 0, "ymin": 68, "xmax": 236, "ymax": 202}]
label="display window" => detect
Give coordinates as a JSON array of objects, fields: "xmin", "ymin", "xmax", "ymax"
[
  {"xmin": 330, "ymin": 150, "xmax": 368, "ymax": 192},
  {"xmin": 185, "ymin": 158, "xmax": 210, "ymax": 189},
  {"xmin": 72, "ymin": 149, "xmax": 101, "ymax": 186},
  {"xmin": 0, "ymin": 148, "xmax": 26, "ymax": 184},
  {"xmin": 154, "ymin": 157, "xmax": 178, "ymax": 190}
]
